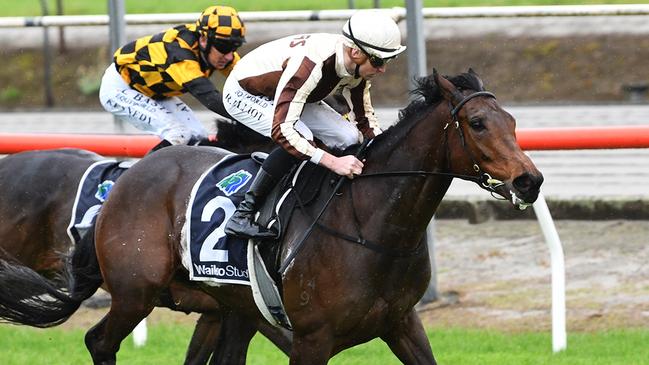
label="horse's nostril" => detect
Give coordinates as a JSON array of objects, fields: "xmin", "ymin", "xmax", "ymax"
[{"xmin": 513, "ymin": 172, "xmax": 544, "ymax": 194}]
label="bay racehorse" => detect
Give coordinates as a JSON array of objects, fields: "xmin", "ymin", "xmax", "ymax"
[
  {"xmin": 0, "ymin": 145, "xmax": 290, "ymax": 364},
  {"xmin": 0, "ymin": 69, "xmax": 543, "ymax": 364}
]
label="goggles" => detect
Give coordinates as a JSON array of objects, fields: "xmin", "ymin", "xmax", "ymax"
[
  {"xmin": 212, "ymin": 38, "xmax": 241, "ymax": 55},
  {"xmin": 362, "ymin": 49, "xmax": 394, "ymax": 68}
]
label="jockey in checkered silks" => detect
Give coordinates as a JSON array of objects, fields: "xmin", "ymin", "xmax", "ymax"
[{"xmin": 99, "ymin": 5, "xmax": 245, "ymax": 152}]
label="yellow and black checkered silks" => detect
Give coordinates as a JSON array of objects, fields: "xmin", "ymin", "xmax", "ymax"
[
  {"xmin": 113, "ymin": 23, "xmax": 240, "ymax": 99},
  {"xmin": 196, "ymin": 5, "xmax": 245, "ymax": 41}
]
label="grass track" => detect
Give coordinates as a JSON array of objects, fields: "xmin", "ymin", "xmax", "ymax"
[{"xmin": 1, "ymin": 324, "xmax": 648, "ymax": 364}]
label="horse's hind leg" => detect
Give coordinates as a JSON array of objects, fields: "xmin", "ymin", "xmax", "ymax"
[
  {"xmin": 85, "ymin": 297, "xmax": 155, "ymax": 365},
  {"xmin": 381, "ymin": 308, "xmax": 437, "ymax": 365}
]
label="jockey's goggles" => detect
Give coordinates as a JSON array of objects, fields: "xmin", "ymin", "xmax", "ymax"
[
  {"xmin": 362, "ymin": 49, "xmax": 394, "ymax": 68},
  {"xmin": 212, "ymin": 38, "xmax": 241, "ymax": 54}
]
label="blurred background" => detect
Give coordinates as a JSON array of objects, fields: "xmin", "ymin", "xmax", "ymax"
[{"xmin": 1, "ymin": 0, "xmax": 649, "ymax": 110}]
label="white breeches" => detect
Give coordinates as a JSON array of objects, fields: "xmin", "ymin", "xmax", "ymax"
[
  {"xmin": 222, "ymin": 76, "xmax": 360, "ymax": 151},
  {"xmin": 99, "ymin": 64, "xmax": 208, "ymax": 145}
]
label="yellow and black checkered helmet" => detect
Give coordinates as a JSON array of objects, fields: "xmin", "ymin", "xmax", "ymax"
[{"xmin": 196, "ymin": 6, "xmax": 246, "ymax": 54}]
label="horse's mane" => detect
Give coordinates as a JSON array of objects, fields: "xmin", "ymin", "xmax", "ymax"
[{"xmin": 370, "ymin": 71, "xmax": 485, "ymax": 147}]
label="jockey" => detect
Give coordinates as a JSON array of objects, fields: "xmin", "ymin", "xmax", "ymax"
[
  {"xmin": 223, "ymin": 10, "xmax": 406, "ymax": 239},
  {"xmin": 99, "ymin": 5, "xmax": 245, "ymax": 151}
]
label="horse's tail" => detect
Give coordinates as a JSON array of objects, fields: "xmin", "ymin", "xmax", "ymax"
[{"xmin": 0, "ymin": 227, "xmax": 102, "ymax": 328}]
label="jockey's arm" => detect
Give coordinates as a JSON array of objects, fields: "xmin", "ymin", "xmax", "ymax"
[
  {"xmin": 271, "ymin": 59, "xmax": 364, "ymax": 178},
  {"xmin": 165, "ymin": 55, "xmax": 233, "ymax": 119},
  {"xmin": 185, "ymin": 77, "xmax": 232, "ymax": 119}
]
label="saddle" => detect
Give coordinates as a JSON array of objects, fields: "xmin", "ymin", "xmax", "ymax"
[
  {"xmin": 254, "ymin": 161, "xmax": 334, "ymax": 274},
  {"xmin": 246, "ymin": 143, "xmax": 368, "ymax": 329},
  {"xmin": 184, "ymin": 146, "xmax": 362, "ymax": 329}
]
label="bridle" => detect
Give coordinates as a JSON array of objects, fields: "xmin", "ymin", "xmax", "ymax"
[
  {"xmin": 357, "ymin": 90, "xmax": 504, "ymax": 194},
  {"xmin": 279, "ymin": 90, "xmax": 505, "ymax": 274},
  {"xmin": 447, "ymin": 91, "xmax": 505, "ymax": 192}
]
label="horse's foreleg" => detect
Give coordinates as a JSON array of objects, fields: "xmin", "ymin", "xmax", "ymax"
[
  {"xmin": 184, "ymin": 313, "xmax": 222, "ymax": 365},
  {"xmin": 289, "ymin": 328, "xmax": 333, "ymax": 365},
  {"xmin": 206, "ymin": 310, "xmax": 258, "ymax": 365},
  {"xmin": 381, "ymin": 309, "xmax": 437, "ymax": 365},
  {"xmin": 258, "ymin": 320, "xmax": 292, "ymax": 355}
]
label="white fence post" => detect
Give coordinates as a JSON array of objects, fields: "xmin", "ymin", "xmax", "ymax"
[{"xmin": 533, "ymin": 192, "xmax": 567, "ymax": 352}]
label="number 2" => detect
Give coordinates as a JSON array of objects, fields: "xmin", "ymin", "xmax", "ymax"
[{"xmin": 199, "ymin": 196, "xmax": 236, "ymax": 262}]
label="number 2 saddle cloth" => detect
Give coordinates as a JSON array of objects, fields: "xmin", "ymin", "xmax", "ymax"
[
  {"xmin": 182, "ymin": 154, "xmax": 260, "ymax": 285},
  {"xmin": 182, "ymin": 152, "xmax": 329, "ymax": 287}
]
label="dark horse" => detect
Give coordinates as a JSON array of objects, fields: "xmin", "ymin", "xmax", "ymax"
[
  {"xmin": 0, "ymin": 146, "xmax": 290, "ymax": 364},
  {"xmin": 0, "ymin": 69, "xmax": 543, "ymax": 364}
]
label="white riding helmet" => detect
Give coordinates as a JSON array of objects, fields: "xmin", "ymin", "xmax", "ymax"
[{"xmin": 342, "ymin": 10, "xmax": 406, "ymax": 59}]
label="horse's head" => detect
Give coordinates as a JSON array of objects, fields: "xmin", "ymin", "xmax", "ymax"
[{"xmin": 434, "ymin": 69, "xmax": 543, "ymax": 209}]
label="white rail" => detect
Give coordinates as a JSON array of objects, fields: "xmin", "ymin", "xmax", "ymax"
[
  {"xmin": 532, "ymin": 194, "xmax": 567, "ymax": 353},
  {"xmin": 3, "ymin": 4, "xmax": 649, "ymax": 28},
  {"xmin": 0, "ymin": 9, "xmax": 387, "ymax": 27}
]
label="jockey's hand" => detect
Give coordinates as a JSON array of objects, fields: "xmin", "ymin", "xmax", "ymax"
[{"xmin": 320, "ymin": 153, "xmax": 364, "ymax": 179}]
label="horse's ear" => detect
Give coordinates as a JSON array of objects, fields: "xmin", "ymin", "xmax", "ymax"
[
  {"xmin": 467, "ymin": 68, "xmax": 485, "ymax": 90},
  {"xmin": 433, "ymin": 68, "xmax": 463, "ymax": 104}
]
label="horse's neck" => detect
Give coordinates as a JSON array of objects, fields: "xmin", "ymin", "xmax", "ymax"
[{"xmin": 356, "ymin": 105, "xmax": 453, "ymax": 245}]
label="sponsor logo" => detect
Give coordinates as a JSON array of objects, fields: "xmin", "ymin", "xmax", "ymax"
[
  {"xmin": 193, "ymin": 264, "xmax": 249, "ymax": 279},
  {"xmin": 95, "ymin": 180, "xmax": 115, "ymax": 202},
  {"xmin": 216, "ymin": 169, "xmax": 252, "ymax": 196}
]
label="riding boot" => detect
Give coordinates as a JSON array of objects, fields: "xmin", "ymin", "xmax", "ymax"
[
  {"xmin": 224, "ymin": 168, "xmax": 278, "ymax": 239},
  {"xmin": 146, "ymin": 139, "xmax": 172, "ymax": 155}
]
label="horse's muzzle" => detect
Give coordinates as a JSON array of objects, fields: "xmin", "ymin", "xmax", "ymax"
[{"xmin": 510, "ymin": 172, "xmax": 544, "ymax": 208}]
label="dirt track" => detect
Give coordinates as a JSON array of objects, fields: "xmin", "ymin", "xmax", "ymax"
[
  {"xmin": 55, "ymin": 219, "xmax": 649, "ymax": 333},
  {"xmin": 420, "ymin": 219, "xmax": 649, "ymax": 332}
]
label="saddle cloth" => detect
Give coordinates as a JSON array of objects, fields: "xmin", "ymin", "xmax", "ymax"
[
  {"xmin": 183, "ymin": 154, "xmax": 260, "ymax": 285},
  {"xmin": 182, "ymin": 152, "xmax": 330, "ymax": 281},
  {"xmin": 66, "ymin": 160, "xmax": 133, "ymax": 246},
  {"xmin": 182, "ymin": 152, "xmax": 338, "ymax": 329}
]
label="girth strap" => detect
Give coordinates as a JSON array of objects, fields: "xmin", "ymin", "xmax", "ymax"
[{"xmin": 314, "ymin": 222, "xmax": 427, "ymax": 258}]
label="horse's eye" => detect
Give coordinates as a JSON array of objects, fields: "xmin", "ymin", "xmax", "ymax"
[{"xmin": 469, "ymin": 118, "xmax": 485, "ymax": 131}]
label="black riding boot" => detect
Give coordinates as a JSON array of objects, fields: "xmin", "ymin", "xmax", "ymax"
[{"xmin": 224, "ymin": 168, "xmax": 278, "ymax": 239}]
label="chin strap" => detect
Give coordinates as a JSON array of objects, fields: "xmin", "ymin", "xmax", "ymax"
[
  {"xmin": 198, "ymin": 40, "xmax": 216, "ymax": 70},
  {"xmin": 354, "ymin": 64, "xmax": 360, "ymax": 78}
]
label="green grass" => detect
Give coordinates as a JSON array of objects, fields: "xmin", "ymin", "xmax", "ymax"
[
  {"xmin": 1, "ymin": 324, "xmax": 648, "ymax": 364},
  {"xmin": 1, "ymin": 0, "xmax": 648, "ymax": 17}
]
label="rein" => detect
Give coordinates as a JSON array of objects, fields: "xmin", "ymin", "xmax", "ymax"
[{"xmin": 278, "ymin": 90, "xmax": 501, "ymax": 275}]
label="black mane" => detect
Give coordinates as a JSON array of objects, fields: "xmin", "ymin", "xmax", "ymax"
[
  {"xmin": 371, "ymin": 71, "xmax": 486, "ymax": 147},
  {"xmin": 397, "ymin": 72, "xmax": 485, "ymax": 129}
]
